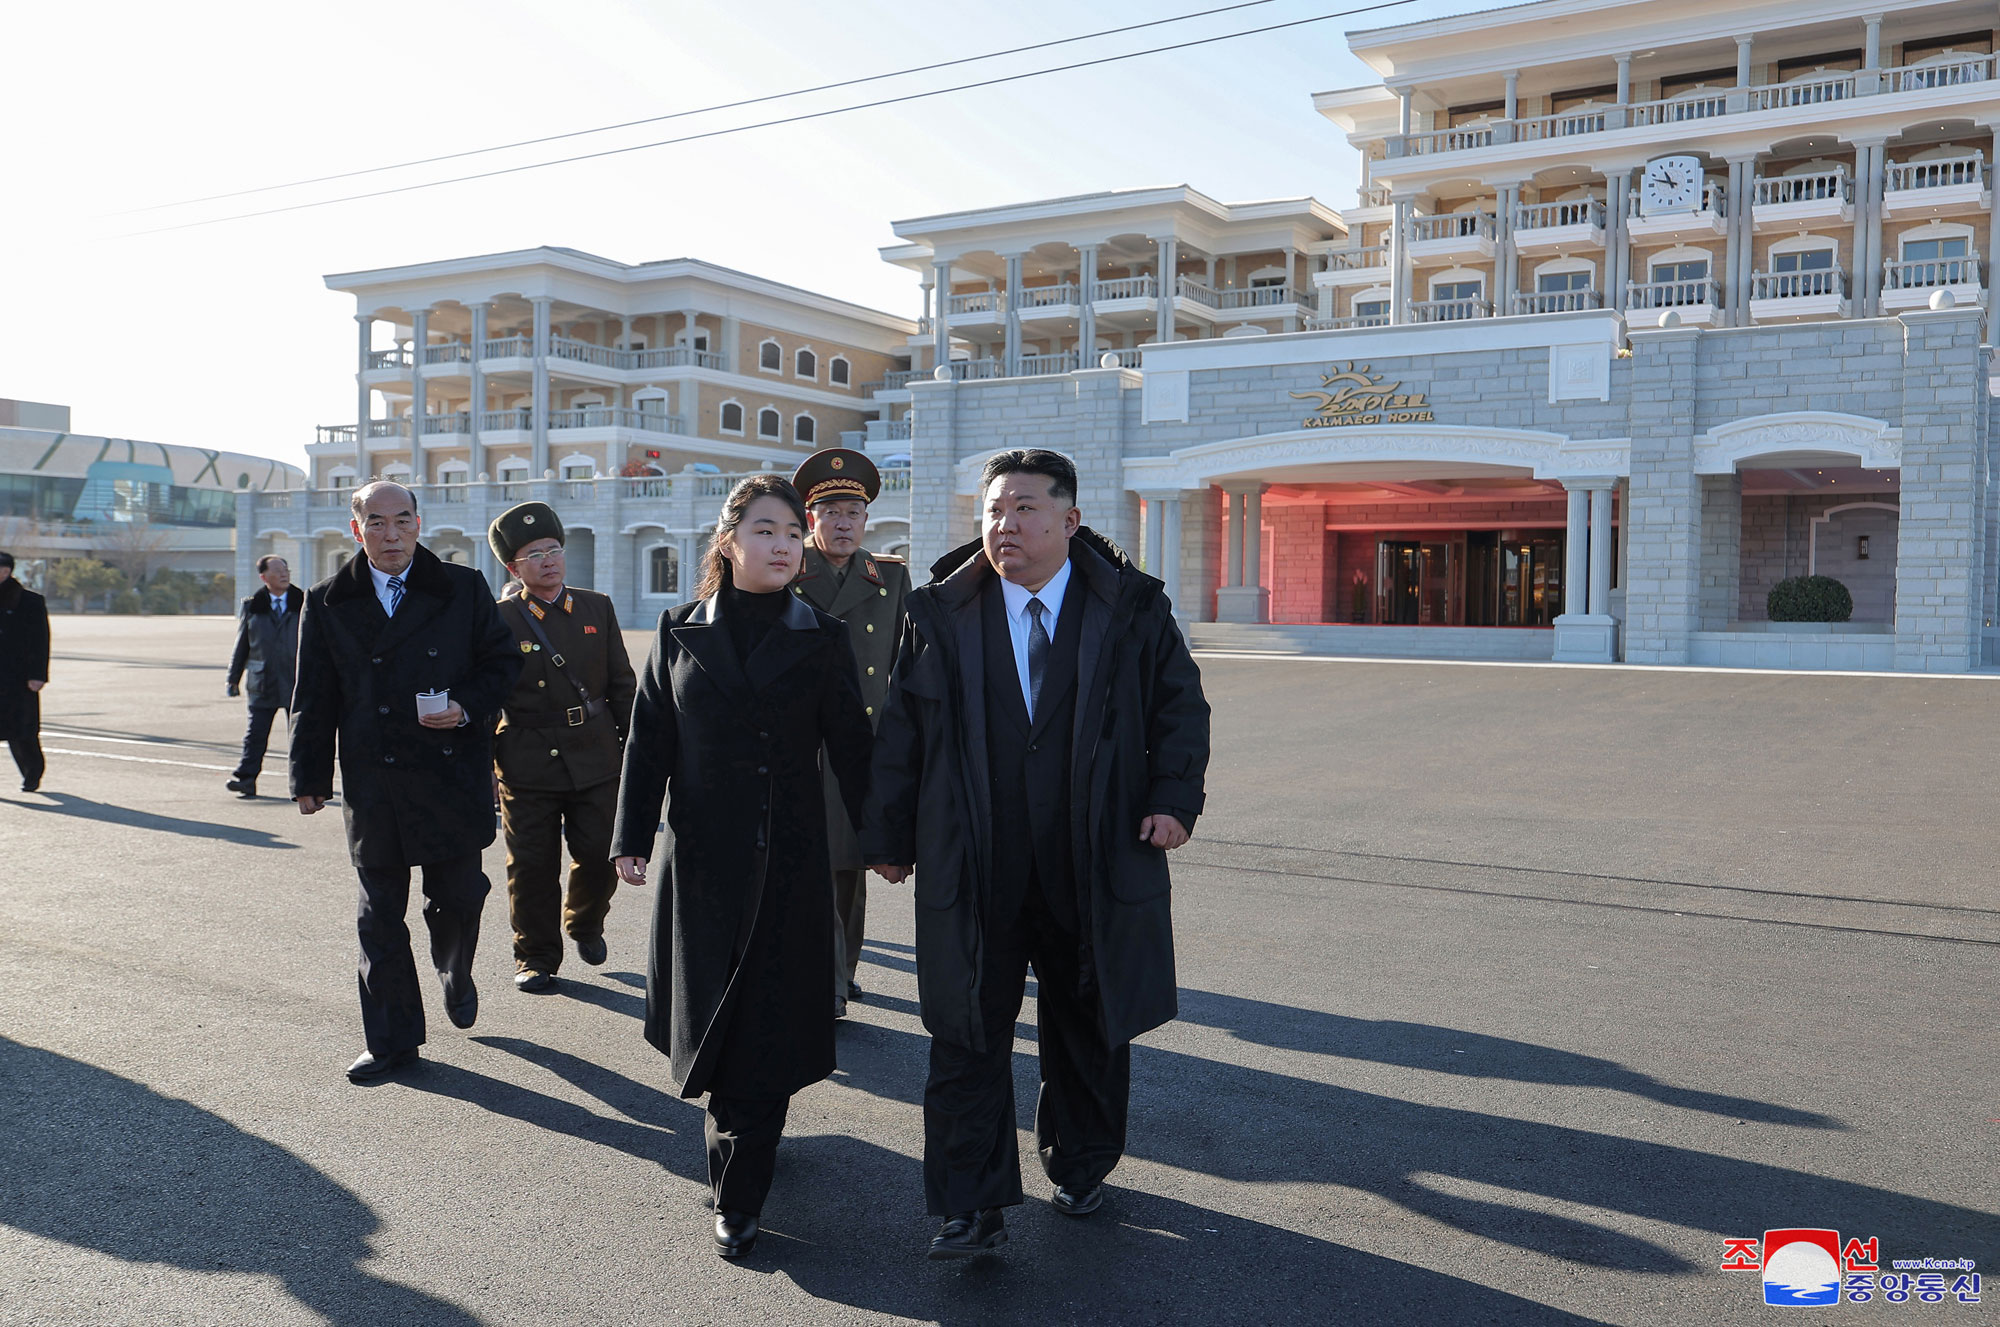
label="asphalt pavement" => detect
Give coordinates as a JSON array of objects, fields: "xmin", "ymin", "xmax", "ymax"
[{"xmin": 1, "ymin": 616, "xmax": 1994, "ymax": 1326}]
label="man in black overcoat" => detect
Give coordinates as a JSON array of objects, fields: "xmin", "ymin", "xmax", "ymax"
[
  {"xmin": 290, "ymin": 482, "xmax": 522, "ymax": 1082},
  {"xmin": 863, "ymin": 449, "xmax": 1211, "ymax": 1260},
  {"xmin": 224, "ymin": 554, "xmax": 303, "ymax": 799},
  {"xmin": 0, "ymin": 551, "xmax": 50, "ymax": 793}
]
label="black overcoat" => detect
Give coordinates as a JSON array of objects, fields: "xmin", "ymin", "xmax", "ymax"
[
  {"xmin": 0, "ymin": 578, "xmax": 49, "ymax": 743},
  {"xmin": 227, "ymin": 585, "xmax": 303, "ymax": 710},
  {"xmin": 289, "ymin": 546, "xmax": 520, "ymax": 869},
  {"xmin": 860, "ymin": 529, "xmax": 1211, "ymax": 1054},
  {"xmin": 611, "ymin": 589, "xmax": 872, "ymax": 1100}
]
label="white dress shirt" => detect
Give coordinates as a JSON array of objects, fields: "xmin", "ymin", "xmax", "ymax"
[
  {"xmin": 368, "ymin": 559, "xmax": 409, "ymax": 616},
  {"xmin": 997, "ymin": 557, "xmax": 1072, "ymax": 719}
]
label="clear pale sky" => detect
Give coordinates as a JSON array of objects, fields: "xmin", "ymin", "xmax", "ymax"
[{"xmin": 0, "ymin": 0, "xmax": 1481, "ymax": 468}]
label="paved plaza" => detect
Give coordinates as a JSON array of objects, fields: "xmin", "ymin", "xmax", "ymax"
[{"xmin": 1, "ymin": 617, "xmax": 1995, "ymax": 1325}]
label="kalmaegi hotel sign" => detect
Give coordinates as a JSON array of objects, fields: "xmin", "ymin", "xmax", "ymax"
[{"xmin": 1292, "ymin": 363, "xmax": 1435, "ymax": 428}]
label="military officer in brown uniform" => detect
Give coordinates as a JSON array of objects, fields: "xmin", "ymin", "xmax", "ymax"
[
  {"xmin": 488, "ymin": 502, "xmax": 638, "ymax": 992},
  {"xmin": 789, "ymin": 448, "xmax": 911, "ymax": 1017}
]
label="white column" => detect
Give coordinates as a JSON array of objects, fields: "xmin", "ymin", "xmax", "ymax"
[
  {"xmin": 1504, "ymin": 71, "xmax": 1518, "ymax": 121},
  {"xmin": 1077, "ymin": 245, "xmax": 1099, "ymax": 364},
  {"xmin": 1863, "ymin": 15, "xmax": 1882, "ymax": 70},
  {"xmin": 931, "ymin": 259, "xmax": 952, "ymax": 368},
  {"xmin": 1398, "ymin": 88, "xmax": 1412, "ymax": 135},
  {"xmin": 1735, "ymin": 35, "xmax": 1753, "ymax": 89},
  {"xmin": 1852, "ymin": 140, "xmax": 1884, "ymax": 317},
  {"xmin": 1564, "ymin": 485, "xmax": 1589, "ymax": 613},
  {"xmin": 1216, "ymin": 484, "xmax": 1270, "ymax": 623},
  {"xmin": 1002, "ymin": 252, "xmax": 1023, "ymax": 376},
  {"xmin": 409, "ymin": 308, "xmax": 429, "ymax": 473},
  {"xmin": 1605, "ymin": 167, "xmax": 1633, "ymax": 306},
  {"xmin": 1159, "ymin": 495, "xmax": 1183, "ymax": 614},
  {"xmin": 1244, "ymin": 487, "xmax": 1265, "ymax": 591},
  {"xmin": 1987, "ymin": 124, "xmax": 2000, "ymax": 327},
  {"xmin": 354, "ymin": 313, "xmax": 372, "ymax": 471},
  {"xmin": 1390, "ymin": 196, "xmax": 1415, "ymax": 324},
  {"xmin": 1615, "ymin": 53, "xmax": 1632, "ymax": 105},
  {"xmin": 530, "ymin": 296, "xmax": 552, "ymax": 477},
  {"xmin": 1589, "ymin": 485, "xmax": 1615, "ymax": 616},
  {"xmin": 1495, "ymin": 182, "xmax": 1520, "ymax": 313},
  {"xmin": 919, "ymin": 281, "xmax": 934, "ymax": 366},
  {"xmin": 1154, "ymin": 236, "xmax": 1179, "ymax": 343},
  {"xmin": 1225, "ymin": 491, "xmax": 1245, "ymax": 586},
  {"xmin": 469, "ymin": 302, "xmax": 489, "ymax": 481}
]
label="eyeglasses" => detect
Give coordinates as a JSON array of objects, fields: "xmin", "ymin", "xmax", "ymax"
[{"xmin": 519, "ymin": 548, "xmax": 566, "ymax": 565}]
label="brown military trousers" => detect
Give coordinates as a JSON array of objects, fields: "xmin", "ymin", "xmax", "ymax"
[{"xmin": 499, "ymin": 777, "xmax": 619, "ymax": 974}]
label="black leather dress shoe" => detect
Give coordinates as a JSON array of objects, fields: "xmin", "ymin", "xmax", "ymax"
[
  {"xmin": 225, "ymin": 777, "xmax": 256, "ymax": 798},
  {"xmin": 714, "ymin": 1209, "xmax": 759, "ymax": 1258},
  {"xmin": 928, "ymin": 1208, "xmax": 1007, "ymax": 1260},
  {"xmin": 20, "ymin": 780, "xmax": 40, "ymax": 793},
  {"xmin": 847, "ymin": 979, "xmax": 864, "ymax": 1001},
  {"xmin": 574, "ymin": 934, "xmax": 608, "ymax": 966},
  {"xmin": 514, "ymin": 969, "xmax": 556, "ymax": 993},
  {"xmin": 346, "ymin": 1047, "xmax": 418, "ymax": 1082},
  {"xmin": 444, "ymin": 977, "xmax": 478, "ymax": 1029},
  {"xmin": 1051, "ymin": 1184, "xmax": 1104, "ymax": 1217}
]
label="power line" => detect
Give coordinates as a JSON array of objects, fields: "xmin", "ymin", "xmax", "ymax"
[
  {"xmin": 115, "ymin": 0, "xmax": 1280, "ymax": 216},
  {"xmin": 124, "ymin": 0, "xmax": 1421, "ymax": 237}
]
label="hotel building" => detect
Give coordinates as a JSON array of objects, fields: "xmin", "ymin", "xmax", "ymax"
[
  {"xmin": 888, "ymin": 0, "xmax": 2000, "ymax": 671},
  {"xmin": 243, "ymin": 249, "xmax": 918, "ymax": 618}
]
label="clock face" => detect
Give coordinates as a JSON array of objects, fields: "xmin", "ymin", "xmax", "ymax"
[{"xmin": 1641, "ymin": 155, "xmax": 1705, "ymax": 214}]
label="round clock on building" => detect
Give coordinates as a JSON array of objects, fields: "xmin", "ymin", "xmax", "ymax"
[{"xmin": 1640, "ymin": 155, "xmax": 1705, "ymax": 214}]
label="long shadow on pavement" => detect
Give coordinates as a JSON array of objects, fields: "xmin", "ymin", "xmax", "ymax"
[
  {"xmin": 1, "ymin": 792, "xmax": 297, "ymax": 849},
  {"xmin": 0, "ymin": 1037, "xmax": 476, "ymax": 1325}
]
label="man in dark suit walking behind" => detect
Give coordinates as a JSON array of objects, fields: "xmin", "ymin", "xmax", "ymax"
[
  {"xmin": 864, "ymin": 449, "xmax": 1210, "ymax": 1260},
  {"xmin": 0, "ymin": 551, "xmax": 49, "ymax": 793},
  {"xmin": 224, "ymin": 554, "xmax": 303, "ymax": 799},
  {"xmin": 291, "ymin": 481, "xmax": 521, "ymax": 1082}
]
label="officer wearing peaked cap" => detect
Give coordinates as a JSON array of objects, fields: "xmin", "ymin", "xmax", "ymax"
[
  {"xmin": 790, "ymin": 448, "xmax": 910, "ymax": 1016},
  {"xmin": 488, "ymin": 500, "xmax": 637, "ymax": 993}
]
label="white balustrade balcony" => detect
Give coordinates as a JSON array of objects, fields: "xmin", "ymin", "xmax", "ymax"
[
  {"xmin": 1511, "ymin": 289, "xmax": 1603, "ymax": 315},
  {"xmin": 1751, "ymin": 170, "xmax": 1853, "ymax": 225},
  {"xmin": 366, "ymin": 419, "xmax": 407, "ymax": 440},
  {"xmin": 1214, "ymin": 285, "xmax": 1308, "ymax": 313},
  {"xmin": 314, "ymin": 424, "xmax": 357, "ymax": 446},
  {"xmin": 1883, "ymin": 155, "xmax": 1991, "ymax": 217},
  {"xmin": 945, "ymin": 290, "xmax": 1003, "ymax": 324},
  {"xmin": 365, "ymin": 347, "xmax": 411, "ymax": 371},
  {"xmin": 1626, "ymin": 183, "xmax": 1729, "ymax": 242},
  {"xmin": 1090, "ymin": 276, "xmax": 1157, "ymax": 304},
  {"xmin": 1880, "ymin": 254, "xmax": 1984, "ymax": 311},
  {"xmin": 549, "ymin": 406, "xmax": 688, "ymax": 433},
  {"xmin": 1173, "ymin": 278, "xmax": 1219, "ymax": 310},
  {"xmin": 1747, "ymin": 73, "xmax": 1855, "ymax": 110},
  {"xmin": 1513, "ymin": 198, "xmax": 1605, "ymax": 254},
  {"xmin": 880, "ymin": 466, "xmax": 913, "ymax": 494},
  {"xmin": 1317, "ymin": 245, "xmax": 1389, "ymax": 288},
  {"xmin": 629, "ymin": 346, "xmax": 724, "ymax": 370},
  {"xmin": 1749, "ymin": 268, "xmax": 1849, "ymax": 320},
  {"xmin": 478, "ymin": 409, "xmax": 532, "ymax": 433},
  {"xmin": 417, "ymin": 412, "xmax": 470, "ymax": 437},
  {"xmin": 480, "ymin": 336, "xmax": 532, "ymax": 359},
  {"xmin": 1625, "ymin": 91, "xmax": 1731, "ymax": 126},
  {"xmin": 1891, "ymin": 54, "xmax": 1994, "ymax": 92},
  {"xmin": 1410, "ymin": 212, "xmax": 1497, "ymax": 261},
  {"xmin": 1015, "ymin": 283, "xmax": 1080, "ymax": 318},
  {"xmin": 1512, "ymin": 106, "xmax": 1612, "ymax": 140},
  {"xmin": 1625, "ymin": 277, "xmax": 1722, "ymax": 326},
  {"xmin": 548, "ymin": 335, "xmax": 622, "ymax": 369},
  {"xmin": 1306, "ymin": 314, "xmax": 1391, "ymax": 330},
  {"xmin": 421, "ymin": 342, "xmax": 471, "ymax": 367},
  {"xmin": 1410, "ymin": 297, "xmax": 1492, "ymax": 322},
  {"xmin": 1018, "ymin": 351, "xmax": 1081, "ymax": 375}
]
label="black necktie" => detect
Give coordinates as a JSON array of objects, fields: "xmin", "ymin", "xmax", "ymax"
[
  {"xmin": 386, "ymin": 575, "xmax": 405, "ymax": 616},
  {"xmin": 1026, "ymin": 597, "xmax": 1049, "ymax": 719}
]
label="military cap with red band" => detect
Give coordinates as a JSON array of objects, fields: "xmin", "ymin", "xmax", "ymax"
[{"xmin": 791, "ymin": 447, "xmax": 881, "ymax": 508}]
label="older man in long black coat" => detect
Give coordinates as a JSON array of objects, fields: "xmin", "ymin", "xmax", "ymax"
[
  {"xmin": 0, "ymin": 552, "xmax": 49, "ymax": 793},
  {"xmin": 290, "ymin": 482, "xmax": 521, "ymax": 1082},
  {"xmin": 863, "ymin": 448, "xmax": 1210, "ymax": 1260}
]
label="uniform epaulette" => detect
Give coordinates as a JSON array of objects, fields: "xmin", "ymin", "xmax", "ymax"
[{"xmin": 875, "ymin": 554, "xmax": 905, "ymax": 563}]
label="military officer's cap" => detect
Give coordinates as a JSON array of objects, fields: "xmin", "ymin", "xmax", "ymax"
[
  {"xmin": 488, "ymin": 501, "xmax": 566, "ymax": 564},
  {"xmin": 792, "ymin": 448, "xmax": 881, "ymax": 508}
]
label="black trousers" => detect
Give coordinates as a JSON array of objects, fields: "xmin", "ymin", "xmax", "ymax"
[
  {"xmin": 355, "ymin": 852, "xmax": 490, "ymax": 1054},
  {"xmin": 499, "ymin": 778, "xmax": 618, "ymax": 974},
  {"xmin": 5, "ymin": 691, "xmax": 43, "ymax": 789},
  {"xmin": 706, "ymin": 1094, "xmax": 790, "ymax": 1217},
  {"xmin": 231, "ymin": 705, "xmax": 284, "ymax": 783},
  {"xmin": 923, "ymin": 872, "xmax": 1130, "ymax": 1215}
]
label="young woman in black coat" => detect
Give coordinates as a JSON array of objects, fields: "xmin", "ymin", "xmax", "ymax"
[{"xmin": 611, "ymin": 474, "xmax": 872, "ymax": 1260}]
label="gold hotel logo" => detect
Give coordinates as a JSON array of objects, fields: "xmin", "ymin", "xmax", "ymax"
[{"xmin": 1291, "ymin": 363, "xmax": 1434, "ymax": 428}]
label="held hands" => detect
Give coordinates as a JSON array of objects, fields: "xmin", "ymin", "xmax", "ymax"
[
  {"xmin": 870, "ymin": 864, "xmax": 910, "ymax": 884},
  {"xmin": 615, "ymin": 856, "xmax": 649, "ymax": 887},
  {"xmin": 418, "ymin": 701, "xmax": 465, "ymax": 729},
  {"xmin": 1139, "ymin": 814, "xmax": 1190, "ymax": 851}
]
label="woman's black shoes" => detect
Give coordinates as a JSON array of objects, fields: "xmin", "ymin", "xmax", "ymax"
[
  {"xmin": 928, "ymin": 1208, "xmax": 1007, "ymax": 1260},
  {"xmin": 715, "ymin": 1209, "xmax": 759, "ymax": 1258}
]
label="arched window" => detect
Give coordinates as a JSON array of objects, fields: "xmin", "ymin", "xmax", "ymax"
[
  {"xmin": 829, "ymin": 356, "xmax": 851, "ymax": 387},
  {"xmin": 759, "ymin": 339, "xmax": 782, "ymax": 372},
  {"xmin": 794, "ymin": 414, "xmax": 816, "ymax": 445},
  {"xmin": 757, "ymin": 408, "xmax": 781, "ymax": 440},
  {"xmin": 719, "ymin": 400, "xmax": 744, "ymax": 435},
  {"xmin": 649, "ymin": 545, "xmax": 680, "ymax": 595},
  {"xmin": 795, "ymin": 348, "xmax": 817, "ymax": 379}
]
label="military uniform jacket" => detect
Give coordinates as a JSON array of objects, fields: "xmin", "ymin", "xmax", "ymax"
[
  {"xmin": 793, "ymin": 545, "xmax": 910, "ymax": 869},
  {"xmin": 493, "ymin": 585, "xmax": 638, "ymax": 793}
]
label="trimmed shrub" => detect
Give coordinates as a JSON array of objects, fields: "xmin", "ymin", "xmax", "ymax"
[{"xmin": 1767, "ymin": 574, "xmax": 1853, "ymax": 623}]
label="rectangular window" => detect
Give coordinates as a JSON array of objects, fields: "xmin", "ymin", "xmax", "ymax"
[
  {"xmin": 1549, "ymin": 83, "xmax": 1616, "ymax": 112},
  {"xmin": 1447, "ymin": 98, "xmax": 1504, "ymax": 127},
  {"xmin": 1773, "ymin": 249, "xmax": 1835, "ymax": 272},
  {"xmin": 1901, "ymin": 30, "xmax": 1994, "ymax": 62},
  {"xmin": 1658, "ymin": 66, "xmax": 1737, "ymax": 96},
  {"xmin": 1537, "ymin": 271, "xmax": 1592, "ymax": 292},
  {"xmin": 1433, "ymin": 280, "xmax": 1483, "ymax": 302},
  {"xmin": 1651, "ymin": 260, "xmax": 1710, "ymax": 283},
  {"xmin": 1354, "ymin": 299, "xmax": 1390, "ymax": 325},
  {"xmin": 1776, "ymin": 50, "xmax": 1863, "ymax": 78},
  {"xmin": 1903, "ymin": 236, "xmax": 1970, "ymax": 261}
]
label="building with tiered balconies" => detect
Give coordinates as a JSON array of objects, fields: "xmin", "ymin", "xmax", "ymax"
[
  {"xmin": 886, "ymin": 0, "xmax": 2000, "ymax": 672},
  {"xmin": 244, "ymin": 248, "xmax": 916, "ymax": 623}
]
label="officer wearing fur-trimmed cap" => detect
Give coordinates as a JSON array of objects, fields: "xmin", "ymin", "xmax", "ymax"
[
  {"xmin": 790, "ymin": 448, "xmax": 910, "ymax": 1017},
  {"xmin": 488, "ymin": 500, "xmax": 637, "ymax": 993}
]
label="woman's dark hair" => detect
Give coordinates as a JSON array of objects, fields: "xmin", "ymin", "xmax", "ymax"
[
  {"xmin": 979, "ymin": 448, "xmax": 1077, "ymax": 504},
  {"xmin": 694, "ymin": 474, "xmax": 809, "ymax": 599}
]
